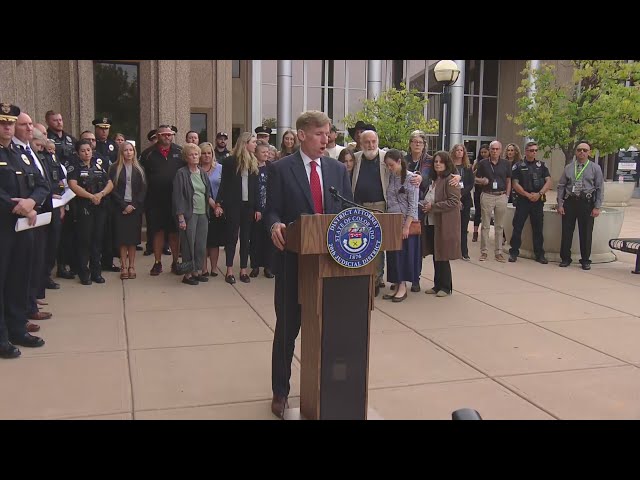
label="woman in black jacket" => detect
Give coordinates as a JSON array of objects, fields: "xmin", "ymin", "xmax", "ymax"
[
  {"xmin": 215, "ymin": 132, "xmax": 259, "ymax": 285},
  {"xmin": 108, "ymin": 141, "xmax": 147, "ymax": 279},
  {"xmin": 451, "ymin": 144, "xmax": 475, "ymax": 260}
]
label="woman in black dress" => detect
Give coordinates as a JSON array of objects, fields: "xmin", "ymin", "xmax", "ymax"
[{"xmin": 108, "ymin": 141, "xmax": 146, "ymax": 279}]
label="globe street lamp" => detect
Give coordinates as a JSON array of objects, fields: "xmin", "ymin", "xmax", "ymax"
[{"xmin": 434, "ymin": 60, "xmax": 461, "ymax": 151}]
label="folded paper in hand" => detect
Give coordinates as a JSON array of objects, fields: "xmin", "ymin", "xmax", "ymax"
[
  {"xmin": 15, "ymin": 212, "xmax": 52, "ymax": 232},
  {"xmin": 52, "ymin": 189, "xmax": 76, "ymax": 209}
]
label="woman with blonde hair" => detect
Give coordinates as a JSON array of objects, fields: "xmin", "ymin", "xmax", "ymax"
[
  {"xmin": 215, "ymin": 132, "xmax": 260, "ymax": 284},
  {"xmin": 505, "ymin": 143, "xmax": 522, "ymax": 204},
  {"xmin": 108, "ymin": 141, "xmax": 147, "ymax": 279},
  {"xmin": 173, "ymin": 143, "xmax": 216, "ymax": 285},
  {"xmin": 276, "ymin": 129, "xmax": 297, "ymax": 160},
  {"xmin": 450, "ymin": 144, "xmax": 475, "ymax": 260},
  {"xmin": 199, "ymin": 141, "xmax": 226, "ymax": 277}
]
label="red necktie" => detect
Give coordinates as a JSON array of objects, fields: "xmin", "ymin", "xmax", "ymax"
[{"xmin": 309, "ymin": 160, "xmax": 323, "ymax": 214}]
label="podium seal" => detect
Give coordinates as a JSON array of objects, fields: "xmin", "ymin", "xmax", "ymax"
[{"xmin": 327, "ymin": 207, "xmax": 382, "ymax": 269}]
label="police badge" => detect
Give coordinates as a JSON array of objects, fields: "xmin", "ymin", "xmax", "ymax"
[
  {"xmin": 21, "ymin": 153, "xmax": 30, "ymax": 165},
  {"xmin": 96, "ymin": 158, "xmax": 103, "ymax": 170},
  {"xmin": 66, "ymin": 136, "xmax": 72, "ymax": 143},
  {"xmin": 108, "ymin": 144, "xmax": 114, "ymax": 151}
]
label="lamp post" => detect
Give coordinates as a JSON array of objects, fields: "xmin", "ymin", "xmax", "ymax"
[{"xmin": 434, "ymin": 60, "xmax": 461, "ymax": 152}]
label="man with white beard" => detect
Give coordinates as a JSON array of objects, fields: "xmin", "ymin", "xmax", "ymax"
[{"xmin": 351, "ymin": 130, "xmax": 422, "ymax": 296}]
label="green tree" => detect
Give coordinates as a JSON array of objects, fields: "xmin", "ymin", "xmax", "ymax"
[
  {"xmin": 509, "ymin": 60, "xmax": 640, "ymax": 164},
  {"xmin": 343, "ymin": 83, "xmax": 438, "ymax": 150},
  {"xmin": 262, "ymin": 117, "xmax": 276, "ymax": 129}
]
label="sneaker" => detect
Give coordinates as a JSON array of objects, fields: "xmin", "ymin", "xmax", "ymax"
[
  {"xmin": 495, "ymin": 254, "xmax": 506, "ymax": 263},
  {"xmin": 150, "ymin": 262, "xmax": 163, "ymax": 276},
  {"xmin": 436, "ymin": 290, "xmax": 450, "ymax": 297},
  {"xmin": 479, "ymin": 253, "xmax": 488, "ymax": 262},
  {"xmin": 508, "ymin": 254, "xmax": 517, "ymax": 262},
  {"xmin": 462, "ymin": 255, "xmax": 471, "ymax": 261}
]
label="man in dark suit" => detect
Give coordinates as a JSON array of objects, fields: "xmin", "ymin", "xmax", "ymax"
[{"xmin": 265, "ymin": 110, "xmax": 353, "ymax": 418}]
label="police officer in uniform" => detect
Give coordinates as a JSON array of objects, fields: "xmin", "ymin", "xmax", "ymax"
[
  {"xmin": 0, "ymin": 103, "xmax": 49, "ymax": 358},
  {"xmin": 557, "ymin": 142, "xmax": 604, "ymax": 270},
  {"xmin": 214, "ymin": 132, "xmax": 230, "ymax": 162},
  {"xmin": 508, "ymin": 141, "xmax": 552, "ymax": 264},
  {"xmin": 46, "ymin": 110, "xmax": 78, "ymax": 279},
  {"xmin": 93, "ymin": 119, "xmax": 119, "ymax": 272},
  {"xmin": 254, "ymin": 125, "xmax": 272, "ymax": 144},
  {"xmin": 67, "ymin": 139, "xmax": 114, "ymax": 285}
]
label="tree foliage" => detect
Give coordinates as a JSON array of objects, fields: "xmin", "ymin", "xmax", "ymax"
[
  {"xmin": 509, "ymin": 60, "xmax": 640, "ymax": 164},
  {"xmin": 343, "ymin": 83, "xmax": 438, "ymax": 150}
]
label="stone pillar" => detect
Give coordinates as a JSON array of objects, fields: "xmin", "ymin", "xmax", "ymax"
[
  {"xmin": 277, "ymin": 60, "xmax": 292, "ymax": 141},
  {"xmin": 367, "ymin": 60, "xmax": 382, "ymax": 100},
  {"xmin": 216, "ymin": 60, "xmax": 233, "ymax": 139}
]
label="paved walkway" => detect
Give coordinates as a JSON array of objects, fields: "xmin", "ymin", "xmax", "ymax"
[{"xmin": 2, "ymin": 200, "xmax": 640, "ymax": 420}]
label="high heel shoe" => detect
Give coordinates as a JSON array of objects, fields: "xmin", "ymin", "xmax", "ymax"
[
  {"xmin": 120, "ymin": 267, "xmax": 129, "ymax": 280},
  {"xmin": 128, "ymin": 267, "xmax": 136, "ymax": 279}
]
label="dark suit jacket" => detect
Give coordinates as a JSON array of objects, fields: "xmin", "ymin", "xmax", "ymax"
[
  {"xmin": 108, "ymin": 163, "xmax": 147, "ymax": 211},
  {"xmin": 264, "ymin": 150, "xmax": 353, "ymax": 230},
  {"xmin": 216, "ymin": 155, "xmax": 259, "ymax": 217}
]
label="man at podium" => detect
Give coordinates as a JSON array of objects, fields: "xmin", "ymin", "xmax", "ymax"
[{"xmin": 265, "ymin": 110, "xmax": 353, "ymax": 418}]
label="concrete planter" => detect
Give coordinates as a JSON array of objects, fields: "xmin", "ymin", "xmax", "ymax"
[
  {"xmin": 602, "ymin": 181, "xmax": 635, "ymax": 207},
  {"xmin": 503, "ymin": 204, "xmax": 624, "ymax": 264}
]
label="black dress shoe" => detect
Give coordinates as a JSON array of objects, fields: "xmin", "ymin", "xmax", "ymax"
[
  {"xmin": 45, "ymin": 278, "xmax": 60, "ymax": 289},
  {"xmin": 411, "ymin": 284, "xmax": 421, "ymax": 293},
  {"xmin": 249, "ymin": 268, "xmax": 260, "ymax": 278},
  {"xmin": 536, "ymin": 256, "xmax": 549, "ymax": 264},
  {"xmin": 392, "ymin": 293, "xmax": 408, "ymax": 303},
  {"xmin": 143, "ymin": 250, "xmax": 152, "ymax": 256},
  {"xmin": 271, "ymin": 395, "xmax": 288, "ymax": 419},
  {"xmin": 382, "ymin": 293, "xmax": 396, "ymax": 300},
  {"xmin": 210, "ymin": 271, "xmax": 218, "ymax": 277},
  {"xmin": 581, "ymin": 263, "xmax": 591, "ymax": 271},
  {"xmin": 80, "ymin": 278, "xmax": 92, "ymax": 286},
  {"xmin": 9, "ymin": 333, "xmax": 45, "ymax": 348},
  {"xmin": 559, "ymin": 261, "xmax": 571, "ymax": 267},
  {"xmin": 182, "ymin": 276, "xmax": 199, "ymax": 285},
  {"xmin": 225, "ymin": 275, "xmax": 236, "ymax": 285},
  {"xmin": 0, "ymin": 342, "xmax": 21, "ymax": 359},
  {"xmin": 163, "ymin": 247, "xmax": 172, "ymax": 256},
  {"xmin": 109, "ymin": 264, "xmax": 121, "ymax": 273},
  {"xmin": 240, "ymin": 274, "xmax": 251, "ymax": 283},
  {"xmin": 264, "ymin": 269, "xmax": 274, "ymax": 279},
  {"xmin": 57, "ymin": 269, "xmax": 75, "ymax": 280},
  {"xmin": 508, "ymin": 254, "xmax": 517, "ymax": 262},
  {"xmin": 194, "ymin": 274, "xmax": 209, "ymax": 282},
  {"xmin": 92, "ymin": 275, "xmax": 106, "ymax": 284}
]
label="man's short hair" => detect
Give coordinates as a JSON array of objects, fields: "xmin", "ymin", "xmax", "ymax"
[
  {"xmin": 525, "ymin": 141, "xmax": 538, "ymax": 150},
  {"xmin": 296, "ymin": 110, "xmax": 330, "ymax": 131},
  {"xmin": 45, "ymin": 110, "xmax": 58, "ymax": 121}
]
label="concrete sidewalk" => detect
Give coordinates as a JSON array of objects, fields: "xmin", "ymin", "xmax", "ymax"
[{"xmin": 2, "ymin": 200, "xmax": 640, "ymax": 420}]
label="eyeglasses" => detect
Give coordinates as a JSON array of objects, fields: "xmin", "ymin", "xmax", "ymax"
[
  {"xmin": 576, "ymin": 148, "xmax": 590, "ymax": 152},
  {"xmin": 410, "ymin": 140, "xmax": 424, "ymax": 145}
]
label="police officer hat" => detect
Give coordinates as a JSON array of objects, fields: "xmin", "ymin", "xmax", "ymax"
[
  {"xmin": 92, "ymin": 117, "xmax": 112, "ymax": 129},
  {"xmin": 255, "ymin": 125, "xmax": 272, "ymax": 136},
  {"xmin": 147, "ymin": 129, "xmax": 158, "ymax": 142},
  {"xmin": 216, "ymin": 132, "xmax": 228, "ymax": 139},
  {"xmin": 0, "ymin": 103, "xmax": 20, "ymax": 122},
  {"xmin": 347, "ymin": 120, "xmax": 376, "ymax": 139}
]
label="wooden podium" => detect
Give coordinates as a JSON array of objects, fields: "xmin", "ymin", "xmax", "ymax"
[{"xmin": 284, "ymin": 212, "xmax": 403, "ymax": 420}]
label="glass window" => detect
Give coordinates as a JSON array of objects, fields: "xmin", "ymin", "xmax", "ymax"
[
  {"xmin": 465, "ymin": 60, "xmax": 481, "ymax": 95},
  {"xmin": 292, "ymin": 60, "xmax": 303, "ymax": 86},
  {"xmin": 262, "ymin": 84, "xmax": 277, "ymax": 124},
  {"xmin": 292, "ymin": 86, "xmax": 304, "ymax": 123},
  {"xmin": 426, "ymin": 93, "xmax": 441, "ymax": 123},
  {"xmin": 463, "ymin": 139, "xmax": 477, "ymax": 163},
  {"xmin": 307, "ymin": 60, "xmax": 324, "ymax": 87},
  {"xmin": 392, "ymin": 60, "xmax": 404, "ymax": 89},
  {"xmin": 408, "ymin": 60, "xmax": 426, "ymax": 92},
  {"xmin": 190, "ymin": 113, "xmax": 207, "ymax": 143},
  {"xmin": 481, "ymin": 97, "xmax": 497, "ymax": 136},
  {"xmin": 232, "ymin": 60, "xmax": 240, "ymax": 78},
  {"xmin": 262, "ymin": 60, "xmax": 276, "ymax": 84},
  {"xmin": 330, "ymin": 88, "xmax": 345, "ymax": 129},
  {"xmin": 348, "ymin": 89, "xmax": 366, "ymax": 116},
  {"xmin": 483, "ymin": 60, "xmax": 499, "ymax": 96},
  {"xmin": 307, "ymin": 87, "xmax": 323, "ymax": 112},
  {"xmin": 349, "ymin": 60, "xmax": 366, "ymax": 89},
  {"xmin": 332, "ymin": 60, "xmax": 346, "ymax": 88},
  {"xmin": 93, "ymin": 62, "xmax": 140, "ymax": 148},
  {"xmin": 427, "ymin": 62, "xmax": 443, "ymax": 94},
  {"xmin": 463, "ymin": 96, "xmax": 479, "ymax": 136}
]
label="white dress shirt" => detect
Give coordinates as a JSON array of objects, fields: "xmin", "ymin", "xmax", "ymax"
[
  {"xmin": 299, "ymin": 149, "xmax": 324, "ymax": 209},
  {"xmin": 326, "ymin": 144, "xmax": 345, "ymax": 160},
  {"xmin": 12, "ymin": 137, "xmax": 44, "ymax": 177}
]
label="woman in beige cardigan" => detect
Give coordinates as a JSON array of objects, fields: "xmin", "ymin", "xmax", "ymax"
[{"xmin": 422, "ymin": 151, "xmax": 461, "ymax": 297}]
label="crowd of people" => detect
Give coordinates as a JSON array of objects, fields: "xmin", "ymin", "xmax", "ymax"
[{"xmin": 1, "ymin": 102, "xmax": 604, "ymax": 374}]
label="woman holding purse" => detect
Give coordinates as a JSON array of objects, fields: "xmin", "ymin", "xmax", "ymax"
[
  {"xmin": 422, "ymin": 151, "xmax": 461, "ymax": 297},
  {"xmin": 382, "ymin": 149, "xmax": 420, "ymax": 303}
]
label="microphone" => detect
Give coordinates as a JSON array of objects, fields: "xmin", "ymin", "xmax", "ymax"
[{"xmin": 329, "ymin": 186, "xmax": 384, "ymax": 213}]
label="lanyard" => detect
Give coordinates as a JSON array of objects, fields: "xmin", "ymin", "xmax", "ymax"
[{"xmin": 575, "ymin": 160, "xmax": 589, "ymax": 181}]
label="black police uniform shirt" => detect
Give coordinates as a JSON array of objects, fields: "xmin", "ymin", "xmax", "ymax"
[
  {"xmin": 67, "ymin": 156, "xmax": 108, "ymax": 204},
  {"xmin": 512, "ymin": 159, "xmax": 550, "ymax": 195},
  {"xmin": 47, "ymin": 128, "xmax": 77, "ymax": 166},
  {"xmin": 37, "ymin": 150, "xmax": 66, "ymax": 196},
  {"xmin": 13, "ymin": 141, "xmax": 54, "ymax": 213},
  {"xmin": 0, "ymin": 143, "xmax": 50, "ymax": 225},
  {"xmin": 95, "ymin": 138, "xmax": 118, "ymax": 169}
]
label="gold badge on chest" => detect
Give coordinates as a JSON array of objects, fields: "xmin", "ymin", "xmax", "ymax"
[{"xmin": 21, "ymin": 153, "xmax": 31, "ymax": 165}]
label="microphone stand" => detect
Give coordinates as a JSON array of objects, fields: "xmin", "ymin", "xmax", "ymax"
[{"xmin": 329, "ymin": 187, "xmax": 384, "ymax": 213}]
